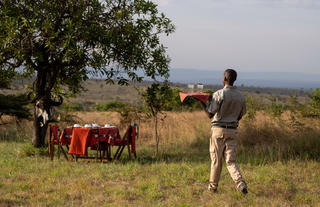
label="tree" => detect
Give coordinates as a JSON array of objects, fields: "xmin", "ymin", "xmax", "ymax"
[
  {"xmin": 141, "ymin": 81, "xmax": 172, "ymax": 155},
  {"xmin": 0, "ymin": 0, "xmax": 175, "ymax": 147}
]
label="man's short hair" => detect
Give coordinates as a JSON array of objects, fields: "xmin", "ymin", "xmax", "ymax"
[{"xmin": 224, "ymin": 69, "xmax": 237, "ymax": 85}]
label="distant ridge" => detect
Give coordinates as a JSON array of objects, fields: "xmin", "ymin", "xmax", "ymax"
[{"xmin": 169, "ymin": 68, "xmax": 320, "ymax": 89}]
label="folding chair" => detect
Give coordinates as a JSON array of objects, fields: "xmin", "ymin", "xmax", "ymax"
[
  {"xmin": 97, "ymin": 128, "xmax": 112, "ymax": 161},
  {"xmin": 89, "ymin": 128, "xmax": 106, "ymax": 162},
  {"xmin": 48, "ymin": 124, "xmax": 69, "ymax": 161},
  {"xmin": 113, "ymin": 124, "xmax": 137, "ymax": 160}
]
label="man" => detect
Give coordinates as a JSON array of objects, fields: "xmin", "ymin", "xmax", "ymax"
[{"xmin": 200, "ymin": 69, "xmax": 247, "ymax": 194}]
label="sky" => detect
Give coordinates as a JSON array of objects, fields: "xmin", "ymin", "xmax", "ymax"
[{"xmin": 152, "ymin": 0, "xmax": 320, "ymax": 74}]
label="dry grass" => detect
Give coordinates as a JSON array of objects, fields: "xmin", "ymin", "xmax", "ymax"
[{"xmin": 1, "ymin": 111, "xmax": 320, "ymax": 206}]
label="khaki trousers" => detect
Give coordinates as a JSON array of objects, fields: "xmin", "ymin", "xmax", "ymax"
[{"xmin": 209, "ymin": 127, "xmax": 246, "ymax": 188}]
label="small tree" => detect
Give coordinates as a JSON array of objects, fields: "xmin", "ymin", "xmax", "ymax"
[
  {"xmin": 141, "ymin": 81, "xmax": 172, "ymax": 155},
  {"xmin": 0, "ymin": 0, "xmax": 175, "ymax": 147}
]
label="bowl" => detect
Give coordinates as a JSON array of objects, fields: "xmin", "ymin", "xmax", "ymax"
[
  {"xmin": 73, "ymin": 124, "xmax": 81, "ymax": 128},
  {"xmin": 92, "ymin": 124, "xmax": 100, "ymax": 128},
  {"xmin": 84, "ymin": 124, "xmax": 92, "ymax": 128}
]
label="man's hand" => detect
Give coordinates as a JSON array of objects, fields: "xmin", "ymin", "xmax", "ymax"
[{"xmin": 199, "ymin": 100, "xmax": 214, "ymax": 119}]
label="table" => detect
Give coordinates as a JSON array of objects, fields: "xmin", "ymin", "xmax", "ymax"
[{"xmin": 60, "ymin": 126, "xmax": 120, "ymax": 160}]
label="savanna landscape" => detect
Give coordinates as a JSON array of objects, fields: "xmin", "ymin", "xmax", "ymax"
[
  {"xmin": 1, "ymin": 80, "xmax": 320, "ymax": 207},
  {"xmin": 1, "ymin": 1, "xmax": 320, "ymax": 206}
]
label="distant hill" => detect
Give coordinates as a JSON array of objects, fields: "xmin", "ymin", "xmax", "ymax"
[{"xmin": 169, "ymin": 68, "xmax": 320, "ymax": 89}]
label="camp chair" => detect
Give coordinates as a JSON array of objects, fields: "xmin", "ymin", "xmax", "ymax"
[
  {"xmin": 48, "ymin": 124, "xmax": 69, "ymax": 161},
  {"xmin": 113, "ymin": 124, "xmax": 138, "ymax": 160},
  {"xmin": 89, "ymin": 128, "xmax": 106, "ymax": 162},
  {"xmin": 97, "ymin": 128, "xmax": 112, "ymax": 161}
]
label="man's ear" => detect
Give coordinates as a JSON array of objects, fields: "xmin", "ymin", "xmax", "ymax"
[{"xmin": 223, "ymin": 76, "xmax": 228, "ymax": 83}]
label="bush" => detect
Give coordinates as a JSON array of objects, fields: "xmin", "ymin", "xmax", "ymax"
[
  {"xmin": 0, "ymin": 93, "xmax": 31, "ymax": 119},
  {"xmin": 62, "ymin": 102, "xmax": 84, "ymax": 112},
  {"xmin": 103, "ymin": 100, "xmax": 127, "ymax": 111},
  {"xmin": 94, "ymin": 100, "xmax": 128, "ymax": 112},
  {"xmin": 265, "ymin": 97, "xmax": 284, "ymax": 117},
  {"xmin": 19, "ymin": 143, "xmax": 48, "ymax": 157},
  {"xmin": 300, "ymin": 89, "xmax": 320, "ymax": 118}
]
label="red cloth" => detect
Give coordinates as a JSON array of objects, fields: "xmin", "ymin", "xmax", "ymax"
[
  {"xmin": 60, "ymin": 127, "xmax": 73, "ymax": 144},
  {"xmin": 89, "ymin": 127, "xmax": 120, "ymax": 146},
  {"xmin": 106, "ymin": 128, "xmax": 121, "ymax": 146},
  {"xmin": 179, "ymin": 92, "xmax": 210, "ymax": 103},
  {"xmin": 68, "ymin": 128, "xmax": 91, "ymax": 156}
]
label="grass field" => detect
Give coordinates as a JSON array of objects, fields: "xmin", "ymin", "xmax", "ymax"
[{"xmin": 1, "ymin": 111, "xmax": 320, "ymax": 206}]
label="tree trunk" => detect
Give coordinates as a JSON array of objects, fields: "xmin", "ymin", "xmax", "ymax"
[
  {"xmin": 154, "ymin": 115, "xmax": 159, "ymax": 155},
  {"xmin": 32, "ymin": 68, "xmax": 49, "ymax": 148},
  {"xmin": 32, "ymin": 106, "xmax": 48, "ymax": 147}
]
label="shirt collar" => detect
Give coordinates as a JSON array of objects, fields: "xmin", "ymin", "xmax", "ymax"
[{"xmin": 223, "ymin": 85, "xmax": 237, "ymax": 89}]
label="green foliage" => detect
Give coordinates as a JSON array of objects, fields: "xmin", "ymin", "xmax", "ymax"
[
  {"xmin": 141, "ymin": 82, "xmax": 173, "ymax": 117},
  {"xmin": 245, "ymin": 96, "xmax": 257, "ymax": 119},
  {"xmin": 94, "ymin": 100, "xmax": 128, "ymax": 112},
  {"xmin": 62, "ymin": 102, "xmax": 84, "ymax": 112},
  {"xmin": 300, "ymin": 89, "xmax": 320, "ymax": 118},
  {"xmin": 311, "ymin": 89, "xmax": 320, "ymax": 111},
  {"xmin": 0, "ymin": 69, "xmax": 15, "ymax": 89},
  {"xmin": 0, "ymin": 93, "xmax": 31, "ymax": 119},
  {"xmin": 266, "ymin": 97, "xmax": 284, "ymax": 117},
  {"xmin": 102, "ymin": 100, "xmax": 127, "ymax": 112},
  {"xmin": 20, "ymin": 143, "xmax": 48, "ymax": 157}
]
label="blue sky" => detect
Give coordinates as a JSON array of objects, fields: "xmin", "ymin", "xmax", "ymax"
[{"xmin": 153, "ymin": 0, "xmax": 320, "ymax": 74}]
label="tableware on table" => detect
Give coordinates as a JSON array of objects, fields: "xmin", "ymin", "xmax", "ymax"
[
  {"xmin": 73, "ymin": 124, "xmax": 81, "ymax": 128},
  {"xmin": 92, "ymin": 123, "xmax": 100, "ymax": 128},
  {"xmin": 104, "ymin": 124, "xmax": 116, "ymax": 128},
  {"xmin": 84, "ymin": 124, "xmax": 92, "ymax": 128}
]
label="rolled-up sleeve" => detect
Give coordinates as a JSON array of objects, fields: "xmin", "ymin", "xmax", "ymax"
[{"xmin": 206, "ymin": 92, "xmax": 221, "ymax": 115}]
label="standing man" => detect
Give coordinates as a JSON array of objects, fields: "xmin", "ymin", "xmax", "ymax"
[{"xmin": 200, "ymin": 69, "xmax": 247, "ymax": 194}]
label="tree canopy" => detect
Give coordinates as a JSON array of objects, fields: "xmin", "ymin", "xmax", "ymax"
[{"xmin": 0, "ymin": 0, "xmax": 175, "ymax": 94}]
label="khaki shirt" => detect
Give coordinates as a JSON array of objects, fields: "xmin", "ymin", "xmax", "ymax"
[{"xmin": 207, "ymin": 85, "xmax": 246, "ymax": 127}]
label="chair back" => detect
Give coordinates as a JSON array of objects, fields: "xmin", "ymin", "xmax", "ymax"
[{"xmin": 48, "ymin": 124, "xmax": 60, "ymax": 153}]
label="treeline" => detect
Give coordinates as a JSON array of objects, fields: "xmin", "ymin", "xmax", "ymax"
[{"xmin": 61, "ymin": 87, "xmax": 320, "ymax": 119}]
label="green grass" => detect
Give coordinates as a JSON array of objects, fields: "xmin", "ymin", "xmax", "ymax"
[{"xmin": 1, "ymin": 142, "xmax": 320, "ymax": 207}]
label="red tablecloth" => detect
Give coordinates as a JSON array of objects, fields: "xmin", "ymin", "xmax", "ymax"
[
  {"xmin": 179, "ymin": 92, "xmax": 210, "ymax": 103},
  {"xmin": 63, "ymin": 127, "xmax": 120, "ymax": 156},
  {"xmin": 69, "ymin": 128, "xmax": 91, "ymax": 156}
]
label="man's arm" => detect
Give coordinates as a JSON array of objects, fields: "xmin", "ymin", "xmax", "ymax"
[
  {"xmin": 200, "ymin": 101, "xmax": 214, "ymax": 119},
  {"xmin": 238, "ymin": 99, "xmax": 247, "ymax": 121}
]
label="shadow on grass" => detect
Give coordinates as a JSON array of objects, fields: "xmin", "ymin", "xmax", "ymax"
[
  {"xmin": 4, "ymin": 128, "xmax": 320, "ymax": 166},
  {"xmin": 131, "ymin": 132, "xmax": 320, "ymax": 166},
  {"xmin": 0, "ymin": 126, "xmax": 32, "ymax": 143},
  {"xmin": 0, "ymin": 198, "xmax": 24, "ymax": 207}
]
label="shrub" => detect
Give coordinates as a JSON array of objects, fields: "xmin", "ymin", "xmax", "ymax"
[
  {"xmin": 102, "ymin": 100, "xmax": 127, "ymax": 111},
  {"xmin": 265, "ymin": 97, "xmax": 284, "ymax": 117},
  {"xmin": 62, "ymin": 102, "xmax": 84, "ymax": 112}
]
